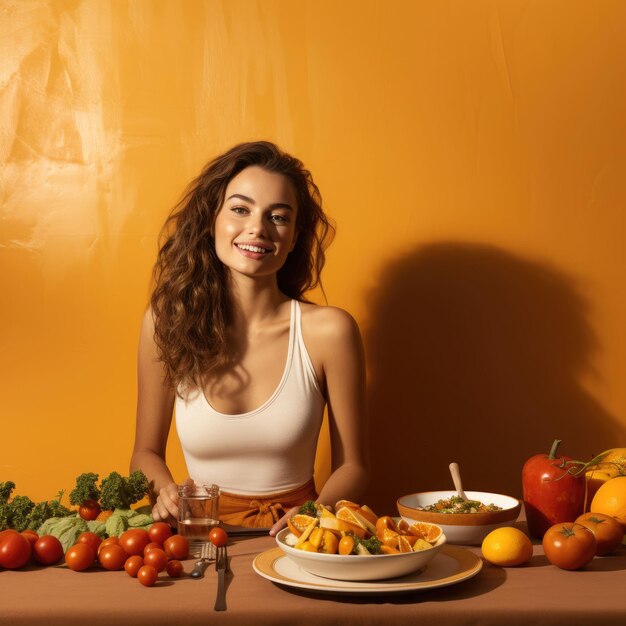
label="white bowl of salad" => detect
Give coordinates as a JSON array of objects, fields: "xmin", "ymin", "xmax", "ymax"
[
  {"xmin": 397, "ymin": 491, "xmax": 521, "ymax": 545},
  {"xmin": 276, "ymin": 526, "xmax": 446, "ymax": 581}
]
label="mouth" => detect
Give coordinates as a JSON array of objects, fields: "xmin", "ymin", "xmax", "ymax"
[{"xmin": 235, "ymin": 243, "xmax": 273, "ymax": 254}]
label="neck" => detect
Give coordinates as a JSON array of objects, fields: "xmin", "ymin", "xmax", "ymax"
[{"xmin": 227, "ymin": 273, "xmax": 290, "ymax": 329}]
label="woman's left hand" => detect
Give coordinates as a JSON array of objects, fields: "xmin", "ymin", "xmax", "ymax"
[{"xmin": 269, "ymin": 505, "xmax": 299, "ymax": 536}]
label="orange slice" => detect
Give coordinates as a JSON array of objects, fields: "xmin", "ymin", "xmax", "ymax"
[
  {"xmin": 397, "ymin": 535, "xmax": 413, "ymax": 552},
  {"xmin": 335, "ymin": 499, "xmax": 361, "ymax": 510},
  {"xmin": 381, "ymin": 544, "xmax": 400, "ymax": 555},
  {"xmin": 396, "ymin": 518, "xmax": 410, "ymax": 534},
  {"xmin": 378, "ymin": 527, "xmax": 400, "ymax": 548},
  {"xmin": 319, "ymin": 516, "xmax": 368, "ymax": 538},
  {"xmin": 336, "ymin": 506, "xmax": 377, "ymax": 534},
  {"xmin": 287, "ymin": 518, "xmax": 303, "ymax": 538},
  {"xmin": 321, "ymin": 530, "xmax": 339, "ymax": 554},
  {"xmin": 294, "ymin": 518, "xmax": 319, "ymax": 548},
  {"xmin": 408, "ymin": 522, "xmax": 442, "ymax": 544},
  {"xmin": 358, "ymin": 505, "xmax": 379, "ymax": 526},
  {"xmin": 291, "ymin": 514, "xmax": 318, "ymax": 533}
]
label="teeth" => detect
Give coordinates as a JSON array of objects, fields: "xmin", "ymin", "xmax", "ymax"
[{"xmin": 238, "ymin": 244, "xmax": 269, "ymax": 253}]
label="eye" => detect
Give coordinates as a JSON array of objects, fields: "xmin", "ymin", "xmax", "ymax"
[
  {"xmin": 230, "ymin": 206, "xmax": 248, "ymax": 215},
  {"xmin": 269, "ymin": 213, "xmax": 289, "ymax": 224}
]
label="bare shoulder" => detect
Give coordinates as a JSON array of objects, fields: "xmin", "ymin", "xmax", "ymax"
[{"xmin": 299, "ymin": 302, "xmax": 362, "ymax": 346}]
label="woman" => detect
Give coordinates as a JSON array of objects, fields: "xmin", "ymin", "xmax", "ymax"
[{"xmin": 130, "ymin": 141, "xmax": 368, "ymax": 534}]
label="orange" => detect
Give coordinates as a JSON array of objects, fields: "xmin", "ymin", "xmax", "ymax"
[
  {"xmin": 590, "ymin": 475, "xmax": 626, "ymax": 530},
  {"xmin": 338, "ymin": 535, "xmax": 356, "ymax": 555},
  {"xmin": 287, "ymin": 518, "xmax": 303, "ymax": 538},
  {"xmin": 358, "ymin": 505, "xmax": 379, "ymax": 526},
  {"xmin": 380, "ymin": 545, "xmax": 400, "ymax": 555},
  {"xmin": 408, "ymin": 522, "xmax": 443, "ymax": 544},
  {"xmin": 321, "ymin": 530, "xmax": 339, "ymax": 554},
  {"xmin": 336, "ymin": 506, "xmax": 377, "ymax": 534},
  {"xmin": 397, "ymin": 535, "xmax": 414, "ymax": 552},
  {"xmin": 481, "ymin": 527, "xmax": 533, "ymax": 567},
  {"xmin": 335, "ymin": 499, "xmax": 360, "ymax": 510},
  {"xmin": 294, "ymin": 518, "xmax": 319, "ymax": 548},
  {"xmin": 290, "ymin": 514, "xmax": 318, "ymax": 534},
  {"xmin": 378, "ymin": 527, "xmax": 400, "ymax": 548},
  {"xmin": 319, "ymin": 517, "xmax": 368, "ymax": 538}
]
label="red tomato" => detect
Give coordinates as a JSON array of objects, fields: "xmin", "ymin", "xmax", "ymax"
[
  {"xmin": 97, "ymin": 536, "xmax": 119, "ymax": 553},
  {"xmin": 149, "ymin": 522, "xmax": 173, "ymax": 545},
  {"xmin": 522, "ymin": 439, "xmax": 585, "ymax": 538},
  {"xmin": 542, "ymin": 523, "xmax": 596, "ymax": 570},
  {"xmin": 0, "ymin": 530, "xmax": 32, "ymax": 569},
  {"xmin": 65, "ymin": 543, "xmax": 95, "ymax": 571},
  {"xmin": 575, "ymin": 512, "xmax": 624, "ymax": 556},
  {"xmin": 124, "ymin": 555, "xmax": 144, "ymax": 577},
  {"xmin": 137, "ymin": 564, "xmax": 158, "ymax": 586},
  {"xmin": 119, "ymin": 529, "xmax": 151, "ymax": 557},
  {"xmin": 144, "ymin": 547, "xmax": 168, "ymax": 572},
  {"xmin": 33, "ymin": 535, "xmax": 64, "ymax": 566},
  {"xmin": 144, "ymin": 542, "xmax": 162, "ymax": 555},
  {"xmin": 77, "ymin": 531, "xmax": 102, "ymax": 553},
  {"xmin": 79, "ymin": 499, "xmax": 102, "ymax": 521},
  {"xmin": 209, "ymin": 527, "xmax": 228, "ymax": 547},
  {"xmin": 99, "ymin": 544, "xmax": 128, "ymax": 570},
  {"xmin": 166, "ymin": 559, "xmax": 184, "ymax": 577},
  {"xmin": 163, "ymin": 535, "xmax": 189, "ymax": 560},
  {"xmin": 21, "ymin": 530, "xmax": 39, "ymax": 548}
]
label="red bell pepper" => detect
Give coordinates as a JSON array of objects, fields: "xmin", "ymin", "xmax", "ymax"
[{"xmin": 522, "ymin": 439, "xmax": 585, "ymax": 539}]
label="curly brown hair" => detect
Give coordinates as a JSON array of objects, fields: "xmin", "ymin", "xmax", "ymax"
[{"xmin": 150, "ymin": 141, "xmax": 335, "ymax": 391}]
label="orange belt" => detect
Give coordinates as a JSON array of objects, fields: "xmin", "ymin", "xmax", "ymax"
[{"xmin": 219, "ymin": 479, "xmax": 318, "ymax": 528}]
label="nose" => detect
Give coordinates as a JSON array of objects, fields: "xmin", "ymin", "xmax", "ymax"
[{"xmin": 246, "ymin": 211, "xmax": 268, "ymax": 237}]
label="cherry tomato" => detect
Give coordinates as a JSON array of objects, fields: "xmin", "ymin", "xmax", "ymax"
[
  {"xmin": 79, "ymin": 499, "xmax": 102, "ymax": 521},
  {"xmin": 542, "ymin": 523, "xmax": 596, "ymax": 570},
  {"xmin": 375, "ymin": 516, "xmax": 398, "ymax": 535},
  {"xmin": 124, "ymin": 555, "xmax": 144, "ymax": 577},
  {"xmin": 149, "ymin": 522, "xmax": 173, "ymax": 545},
  {"xmin": 99, "ymin": 544, "xmax": 128, "ymax": 570},
  {"xmin": 575, "ymin": 512, "xmax": 624, "ymax": 556},
  {"xmin": 137, "ymin": 564, "xmax": 158, "ymax": 586},
  {"xmin": 119, "ymin": 529, "xmax": 151, "ymax": 557},
  {"xmin": 144, "ymin": 542, "xmax": 162, "ymax": 555},
  {"xmin": 166, "ymin": 559, "xmax": 184, "ymax": 577},
  {"xmin": 77, "ymin": 531, "xmax": 102, "ymax": 553},
  {"xmin": 65, "ymin": 543, "xmax": 95, "ymax": 571},
  {"xmin": 163, "ymin": 535, "xmax": 189, "ymax": 560},
  {"xmin": 209, "ymin": 527, "xmax": 228, "ymax": 547},
  {"xmin": 33, "ymin": 535, "xmax": 64, "ymax": 566},
  {"xmin": 21, "ymin": 530, "xmax": 39, "ymax": 548},
  {"xmin": 97, "ymin": 536, "xmax": 119, "ymax": 554},
  {"xmin": 338, "ymin": 535, "xmax": 356, "ymax": 555},
  {"xmin": 0, "ymin": 530, "xmax": 32, "ymax": 569},
  {"xmin": 144, "ymin": 548, "xmax": 168, "ymax": 572}
]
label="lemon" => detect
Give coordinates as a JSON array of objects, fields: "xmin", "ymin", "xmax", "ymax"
[{"xmin": 481, "ymin": 527, "xmax": 533, "ymax": 567}]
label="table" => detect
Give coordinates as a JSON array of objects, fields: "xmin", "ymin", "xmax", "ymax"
[{"xmin": 2, "ymin": 528, "xmax": 625, "ymax": 625}]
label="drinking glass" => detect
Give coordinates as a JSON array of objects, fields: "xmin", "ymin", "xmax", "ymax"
[{"xmin": 178, "ymin": 482, "xmax": 220, "ymax": 557}]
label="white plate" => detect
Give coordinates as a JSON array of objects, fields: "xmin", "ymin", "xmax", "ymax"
[{"xmin": 253, "ymin": 545, "xmax": 482, "ymax": 595}]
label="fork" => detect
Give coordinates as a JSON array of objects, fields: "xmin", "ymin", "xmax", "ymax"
[
  {"xmin": 213, "ymin": 545, "xmax": 228, "ymax": 611},
  {"xmin": 190, "ymin": 541, "xmax": 215, "ymax": 578}
]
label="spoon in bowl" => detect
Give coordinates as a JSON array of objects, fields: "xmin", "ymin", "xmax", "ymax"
[{"xmin": 449, "ymin": 462, "xmax": 468, "ymax": 501}]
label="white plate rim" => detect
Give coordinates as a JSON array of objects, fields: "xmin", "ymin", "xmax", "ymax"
[{"xmin": 252, "ymin": 545, "xmax": 483, "ymax": 595}]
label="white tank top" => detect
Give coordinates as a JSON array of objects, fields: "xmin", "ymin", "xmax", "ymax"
[{"xmin": 175, "ymin": 300, "xmax": 326, "ymax": 495}]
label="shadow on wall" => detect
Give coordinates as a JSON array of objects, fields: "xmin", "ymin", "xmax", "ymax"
[{"xmin": 364, "ymin": 242, "xmax": 624, "ymax": 515}]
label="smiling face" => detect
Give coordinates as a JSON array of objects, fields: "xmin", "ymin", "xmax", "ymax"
[{"xmin": 214, "ymin": 166, "xmax": 298, "ymax": 282}]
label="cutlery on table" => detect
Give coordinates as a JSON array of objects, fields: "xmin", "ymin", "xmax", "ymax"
[
  {"xmin": 214, "ymin": 545, "xmax": 229, "ymax": 611},
  {"xmin": 449, "ymin": 462, "xmax": 468, "ymax": 501},
  {"xmin": 190, "ymin": 541, "xmax": 215, "ymax": 578}
]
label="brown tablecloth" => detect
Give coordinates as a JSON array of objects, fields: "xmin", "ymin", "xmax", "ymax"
[{"xmin": 2, "ymin": 528, "xmax": 625, "ymax": 626}]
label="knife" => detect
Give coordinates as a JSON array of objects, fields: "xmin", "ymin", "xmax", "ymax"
[{"xmin": 214, "ymin": 545, "xmax": 228, "ymax": 611}]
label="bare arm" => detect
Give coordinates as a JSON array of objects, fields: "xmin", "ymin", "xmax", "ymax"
[{"xmin": 130, "ymin": 309, "xmax": 179, "ymax": 523}]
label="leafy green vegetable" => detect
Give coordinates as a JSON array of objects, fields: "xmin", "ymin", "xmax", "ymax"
[
  {"xmin": 298, "ymin": 500, "xmax": 318, "ymax": 517},
  {"xmin": 86, "ymin": 520, "xmax": 107, "ymax": 538},
  {"xmin": 100, "ymin": 471, "xmax": 149, "ymax": 511},
  {"xmin": 127, "ymin": 513, "xmax": 153, "ymax": 528},
  {"xmin": 69, "ymin": 473, "xmax": 100, "ymax": 506},
  {"xmin": 356, "ymin": 536, "xmax": 382, "ymax": 555},
  {"xmin": 37, "ymin": 516, "xmax": 89, "ymax": 553}
]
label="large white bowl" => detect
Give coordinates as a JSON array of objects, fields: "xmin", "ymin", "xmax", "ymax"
[
  {"xmin": 397, "ymin": 491, "xmax": 521, "ymax": 546},
  {"xmin": 275, "ymin": 527, "xmax": 446, "ymax": 581}
]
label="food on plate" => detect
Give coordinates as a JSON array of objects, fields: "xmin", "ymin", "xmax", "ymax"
[
  {"xmin": 481, "ymin": 527, "xmax": 533, "ymax": 567},
  {"xmin": 590, "ymin": 475, "xmax": 626, "ymax": 530},
  {"xmin": 574, "ymin": 512, "xmax": 624, "ymax": 556},
  {"xmin": 283, "ymin": 500, "xmax": 442, "ymax": 555},
  {"xmin": 542, "ymin": 523, "xmax": 596, "ymax": 570},
  {"xmin": 415, "ymin": 495, "xmax": 502, "ymax": 514},
  {"xmin": 522, "ymin": 439, "xmax": 585, "ymax": 538}
]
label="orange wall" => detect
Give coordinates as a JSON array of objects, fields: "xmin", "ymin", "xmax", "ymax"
[{"xmin": 1, "ymin": 0, "xmax": 625, "ymax": 514}]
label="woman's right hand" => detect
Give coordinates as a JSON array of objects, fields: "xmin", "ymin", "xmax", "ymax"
[{"xmin": 152, "ymin": 482, "xmax": 179, "ymax": 524}]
